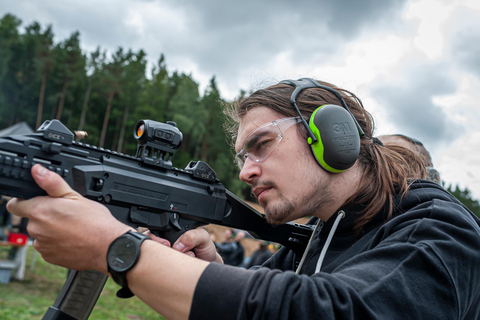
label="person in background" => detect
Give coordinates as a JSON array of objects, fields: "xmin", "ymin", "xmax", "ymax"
[
  {"xmin": 10, "ymin": 215, "xmax": 29, "ymax": 281},
  {"xmin": 208, "ymin": 229, "xmax": 217, "ymax": 243},
  {"xmin": 246, "ymin": 240, "xmax": 273, "ymax": 269},
  {"xmin": 379, "ymin": 134, "xmax": 442, "ymax": 184},
  {"xmin": 215, "ymin": 228, "xmax": 245, "ymax": 267},
  {"xmin": 0, "ymin": 195, "xmax": 12, "ymax": 241}
]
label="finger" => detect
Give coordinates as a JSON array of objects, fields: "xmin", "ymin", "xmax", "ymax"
[
  {"xmin": 6, "ymin": 197, "xmax": 28, "ymax": 218},
  {"xmin": 172, "ymin": 230, "xmax": 198, "ymax": 252},
  {"xmin": 173, "ymin": 229, "xmax": 210, "ymax": 252},
  {"xmin": 30, "ymin": 164, "xmax": 77, "ymax": 199},
  {"xmin": 143, "ymin": 230, "xmax": 171, "ymax": 246},
  {"xmin": 173, "ymin": 229, "xmax": 222, "ymax": 263}
]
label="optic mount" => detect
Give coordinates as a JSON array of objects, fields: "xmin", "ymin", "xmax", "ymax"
[{"xmin": 134, "ymin": 120, "xmax": 183, "ymax": 169}]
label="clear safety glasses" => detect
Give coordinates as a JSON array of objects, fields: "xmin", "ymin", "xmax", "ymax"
[{"xmin": 235, "ymin": 117, "xmax": 302, "ymax": 170}]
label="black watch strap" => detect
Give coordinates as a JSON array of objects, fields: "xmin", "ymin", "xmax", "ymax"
[{"xmin": 107, "ymin": 230, "xmax": 151, "ymax": 298}]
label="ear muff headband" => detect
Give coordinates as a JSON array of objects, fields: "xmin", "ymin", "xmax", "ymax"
[
  {"xmin": 279, "ymin": 78, "xmax": 364, "ymax": 172},
  {"xmin": 279, "ymin": 78, "xmax": 365, "ymax": 141}
]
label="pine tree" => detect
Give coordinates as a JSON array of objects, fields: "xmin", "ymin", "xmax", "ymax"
[{"xmin": 446, "ymin": 184, "xmax": 480, "ymax": 218}]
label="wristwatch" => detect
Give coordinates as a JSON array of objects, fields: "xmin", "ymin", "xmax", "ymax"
[{"xmin": 107, "ymin": 230, "xmax": 151, "ymax": 298}]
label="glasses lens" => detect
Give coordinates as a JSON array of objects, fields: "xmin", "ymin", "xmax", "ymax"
[
  {"xmin": 235, "ymin": 117, "xmax": 301, "ymax": 170},
  {"xmin": 235, "ymin": 154, "xmax": 245, "ymax": 169},
  {"xmin": 235, "ymin": 127, "xmax": 279, "ymax": 169},
  {"xmin": 245, "ymin": 129, "xmax": 280, "ymax": 158}
]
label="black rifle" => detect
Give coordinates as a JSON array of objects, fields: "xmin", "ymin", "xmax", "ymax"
[{"xmin": 0, "ymin": 119, "xmax": 313, "ymax": 320}]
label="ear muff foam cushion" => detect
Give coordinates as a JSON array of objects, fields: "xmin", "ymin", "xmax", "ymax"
[{"xmin": 309, "ymin": 104, "xmax": 361, "ymax": 172}]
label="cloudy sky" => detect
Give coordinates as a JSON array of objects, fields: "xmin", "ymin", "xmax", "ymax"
[{"xmin": 2, "ymin": 0, "xmax": 480, "ymax": 199}]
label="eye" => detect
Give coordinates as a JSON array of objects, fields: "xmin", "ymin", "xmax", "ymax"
[
  {"xmin": 252, "ymin": 137, "xmax": 276, "ymax": 155},
  {"xmin": 244, "ymin": 129, "xmax": 278, "ymax": 158}
]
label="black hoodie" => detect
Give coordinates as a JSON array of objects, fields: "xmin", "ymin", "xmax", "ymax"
[{"xmin": 190, "ymin": 180, "xmax": 480, "ymax": 319}]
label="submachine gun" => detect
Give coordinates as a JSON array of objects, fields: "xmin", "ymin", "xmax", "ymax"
[{"xmin": 0, "ymin": 119, "xmax": 313, "ymax": 320}]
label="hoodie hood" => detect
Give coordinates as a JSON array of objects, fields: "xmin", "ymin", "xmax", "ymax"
[{"xmin": 299, "ymin": 179, "xmax": 479, "ymax": 275}]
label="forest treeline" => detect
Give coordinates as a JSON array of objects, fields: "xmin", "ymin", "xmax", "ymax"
[
  {"xmin": 0, "ymin": 13, "xmax": 479, "ymax": 214},
  {"xmin": 0, "ymin": 13, "xmax": 249, "ymax": 198}
]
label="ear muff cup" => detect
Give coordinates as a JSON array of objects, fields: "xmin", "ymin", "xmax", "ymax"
[{"xmin": 308, "ymin": 104, "xmax": 361, "ymax": 172}]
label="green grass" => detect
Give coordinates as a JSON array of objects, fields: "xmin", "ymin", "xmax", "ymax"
[{"xmin": 0, "ymin": 246, "xmax": 166, "ymax": 319}]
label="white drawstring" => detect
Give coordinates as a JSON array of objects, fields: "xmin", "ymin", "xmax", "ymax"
[
  {"xmin": 295, "ymin": 218, "xmax": 322, "ymax": 274},
  {"xmin": 315, "ymin": 210, "xmax": 345, "ymax": 273}
]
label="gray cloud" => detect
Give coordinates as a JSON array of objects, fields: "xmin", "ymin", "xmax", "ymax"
[
  {"xmin": 1, "ymin": 1, "xmax": 141, "ymax": 52},
  {"xmin": 448, "ymin": 9, "xmax": 480, "ymax": 79},
  {"xmin": 1, "ymin": 0, "xmax": 412, "ymax": 97},
  {"xmin": 181, "ymin": 0, "xmax": 409, "ymax": 38},
  {"xmin": 160, "ymin": 0, "xmax": 411, "ymax": 77},
  {"xmin": 371, "ymin": 59, "xmax": 464, "ymax": 148}
]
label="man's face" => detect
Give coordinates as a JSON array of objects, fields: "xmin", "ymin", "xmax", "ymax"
[
  {"xmin": 224, "ymin": 229, "xmax": 232, "ymax": 239},
  {"xmin": 235, "ymin": 107, "xmax": 335, "ymax": 224}
]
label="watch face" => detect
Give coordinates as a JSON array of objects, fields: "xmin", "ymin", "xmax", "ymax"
[{"xmin": 108, "ymin": 237, "xmax": 138, "ymax": 272}]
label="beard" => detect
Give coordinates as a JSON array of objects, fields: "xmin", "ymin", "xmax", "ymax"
[
  {"xmin": 261, "ymin": 175, "xmax": 334, "ymax": 225},
  {"xmin": 263, "ymin": 193, "xmax": 295, "ymax": 225}
]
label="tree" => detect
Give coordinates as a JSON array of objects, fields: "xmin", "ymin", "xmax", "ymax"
[
  {"xmin": 0, "ymin": 14, "xmax": 250, "ymax": 202},
  {"xmin": 199, "ymin": 77, "xmax": 242, "ymax": 192},
  {"xmin": 169, "ymin": 73, "xmax": 204, "ymax": 166},
  {"xmin": 52, "ymin": 31, "xmax": 86, "ymax": 122},
  {"xmin": 20, "ymin": 22, "xmax": 56, "ymax": 129},
  {"xmin": 0, "ymin": 14, "xmax": 21, "ymax": 81},
  {"xmin": 77, "ymin": 47, "xmax": 104, "ymax": 131},
  {"xmin": 114, "ymin": 49, "xmax": 147, "ymax": 152},
  {"xmin": 446, "ymin": 184, "xmax": 480, "ymax": 218},
  {"xmin": 0, "ymin": 14, "xmax": 22, "ymax": 127},
  {"xmin": 133, "ymin": 54, "xmax": 170, "ymax": 120},
  {"xmin": 98, "ymin": 48, "xmax": 126, "ymax": 148}
]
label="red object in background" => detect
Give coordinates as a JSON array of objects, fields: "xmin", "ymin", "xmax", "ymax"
[{"xmin": 8, "ymin": 233, "xmax": 28, "ymax": 245}]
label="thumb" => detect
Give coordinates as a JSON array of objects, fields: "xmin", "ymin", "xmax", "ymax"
[{"xmin": 31, "ymin": 164, "xmax": 77, "ymax": 199}]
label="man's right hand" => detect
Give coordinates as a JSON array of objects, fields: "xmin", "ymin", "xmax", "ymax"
[
  {"xmin": 6, "ymin": 164, "xmax": 132, "ymax": 274},
  {"xmin": 144, "ymin": 228, "xmax": 223, "ymax": 264}
]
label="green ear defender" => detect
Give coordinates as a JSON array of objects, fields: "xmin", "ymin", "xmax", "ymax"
[{"xmin": 279, "ymin": 78, "xmax": 364, "ymax": 173}]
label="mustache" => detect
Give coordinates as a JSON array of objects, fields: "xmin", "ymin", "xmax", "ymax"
[{"xmin": 251, "ymin": 180, "xmax": 276, "ymax": 198}]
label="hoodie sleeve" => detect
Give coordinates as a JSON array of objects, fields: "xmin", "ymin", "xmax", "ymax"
[{"xmin": 189, "ymin": 199, "xmax": 480, "ymax": 320}]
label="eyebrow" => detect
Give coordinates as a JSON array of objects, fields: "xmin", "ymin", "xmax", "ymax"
[{"xmin": 244, "ymin": 130, "xmax": 271, "ymax": 151}]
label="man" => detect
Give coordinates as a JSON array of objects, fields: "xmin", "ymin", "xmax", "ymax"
[
  {"xmin": 246, "ymin": 241, "xmax": 273, "ymax": 269},
  {"xmin": 215, "ymin": 228, "xmax": 245, "ymax": 266},
  {"xmin": 0, "ymin": 195, "xmax": 12, "ymax": 241},
  {"xmin": 8, "ymin": 78, "xmax": 480, "ymax": 319},
  {"xmin": 379, "ymin": 133, "xmax": 442, "ymax": 184}
]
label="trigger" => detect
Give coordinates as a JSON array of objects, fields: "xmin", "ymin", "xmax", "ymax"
[{"xmin": 170, "ymin": 213, "xmax": 181, "ymax": 231}]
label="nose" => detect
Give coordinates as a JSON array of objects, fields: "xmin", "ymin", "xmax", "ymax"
[{"xmin": 238, "ymin": 158, "xmax": 261, "ymax": 184}]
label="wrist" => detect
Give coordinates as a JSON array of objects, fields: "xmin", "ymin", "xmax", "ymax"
[
  {"xmin": 98, "ymin": 227, "xmax": 136, "ymax": 274},
  {"xmin": 106, "ymin": 230, "xmax": 151, "ymax": 298}
]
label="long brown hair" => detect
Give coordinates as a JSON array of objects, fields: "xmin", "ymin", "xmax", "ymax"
[{"xmin": 224, "ymin": 80, "xmax": 426, "ymax": 233}]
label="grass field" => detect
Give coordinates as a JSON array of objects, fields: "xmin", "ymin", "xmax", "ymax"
[{"xmin": 0, "ymin": 245, "xmax": 166, "ymax": 320}]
